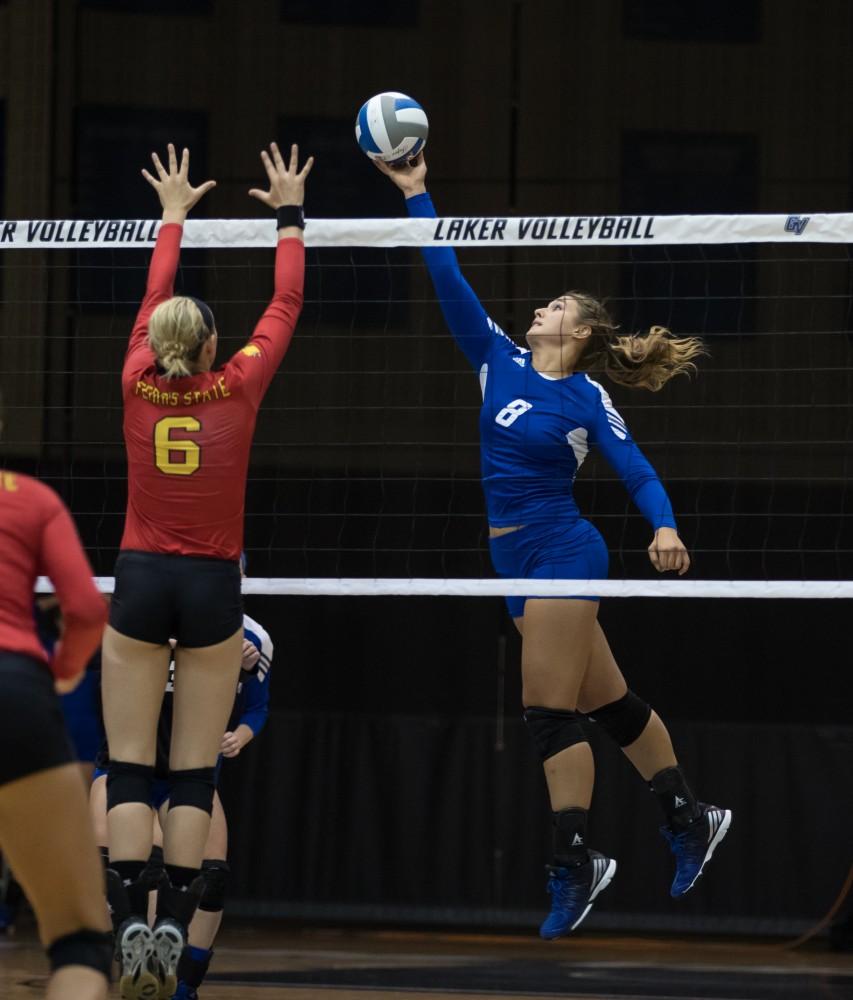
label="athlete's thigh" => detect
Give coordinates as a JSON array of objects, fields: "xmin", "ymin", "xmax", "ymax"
[
  {"xmin": 0, "ymin": 763, "xmax": 109, "ymax": 944},
  {"xmin": 520, "ymin": 598, "xmax": 599, "ymax": 708},
  {"xmin": 170, "ymin": 628, "xmax": 243, "ymax": 771},
  {"xmin": 202, "ymin": 792, "xmax": 228, "ymax": 858},
  {"xmin": 101, "ymin": 624, "xmax": 171, "ymax": 763},
  {"xmin": 576, "ymin": 621, "xmax": 629, "ymax": 714}
]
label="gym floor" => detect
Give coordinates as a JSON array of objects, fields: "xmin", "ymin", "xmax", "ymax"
[{"xmin": 2, "ymin": 923, "xmax": 853, "ymax": 999}]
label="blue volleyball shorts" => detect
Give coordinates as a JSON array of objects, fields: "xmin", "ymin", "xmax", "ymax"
[{"xmin": 488, "ymin": 518, "xmax": 609, "ymax": 619}]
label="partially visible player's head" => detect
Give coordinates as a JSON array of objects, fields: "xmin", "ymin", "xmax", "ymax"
[
  {"xmin": 148, "ymin": 296, "xmax": 218, "ymax": 379},
  {"xmin": 526, "ymin": 290, "xmax": 706, "ymax": 392}
]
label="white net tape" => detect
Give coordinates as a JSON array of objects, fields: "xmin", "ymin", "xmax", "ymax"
[
  {"xmin": 1, "ymin": 211, "xmax": 842, "ymax": 248},
  {"xmin": 35, "ymin": 577, "xmax": 853, "ymax": 598}
]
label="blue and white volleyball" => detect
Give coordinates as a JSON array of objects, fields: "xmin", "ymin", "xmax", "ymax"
[{"xmin": 355, "ymin": 92, "xmax": 428, "ymax": 165}]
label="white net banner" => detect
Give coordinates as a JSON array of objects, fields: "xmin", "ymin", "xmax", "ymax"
[
  {"xmin": 34, "ymin": 577, "xmax": 853, "ymax": 598},
  {"xmin": 0, "ymin": 212, "xmax": 843, "ymax": 249}
]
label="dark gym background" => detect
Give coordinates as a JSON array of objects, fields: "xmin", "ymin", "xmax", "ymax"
[{"xmin": 0, "ymin": 0, "xmax": 851, "ymax": 933}]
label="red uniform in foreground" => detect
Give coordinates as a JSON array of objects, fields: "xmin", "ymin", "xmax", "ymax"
[{"xmin": 0, "ymin": 471, "xmax": 105, "ymax": 679}]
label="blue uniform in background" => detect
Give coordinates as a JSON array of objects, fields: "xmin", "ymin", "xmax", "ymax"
[
  {"xmin": 36, "ymin": 604, "xmax": 105, "ymax": 765},
  {"xmin": 225, "ymin": 614, "xmax": 272, "ymax": 740},
  {"xmin": 407, "ymin": 192, "xmax": 677, "ymax": 616}
]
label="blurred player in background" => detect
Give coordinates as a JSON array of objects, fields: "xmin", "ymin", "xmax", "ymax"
[
  {"xmin": 377, "ymin": 154, "xmax": 731, "ymax": 941},
  {"xmin": 36, "ymin": 595, "xmax": 106, "ymax": 785},
  {"xmin": 102, "ymin": 141, "xmax": 309, "ymax": 999},
  {"xmin": 0, "ymin": 393, "xmax": 112, "ymax": 999}
]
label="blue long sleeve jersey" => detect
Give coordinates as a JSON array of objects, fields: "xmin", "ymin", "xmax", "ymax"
[
  {"xmin": 230, "ymin": 613, "xmax": 273, "ymax": 737},
  {"xmin": 407, "ymin": 193, "xmax": 676, "ymax": 531}
]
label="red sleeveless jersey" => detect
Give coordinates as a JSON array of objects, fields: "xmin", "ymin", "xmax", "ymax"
[
  {"xmin": 120, "ymin": 224, "xmax": 304, "ymax": 561},
  {"xmin": 0, "ymin": 471, "xmax": 106, "ymax": 678}
]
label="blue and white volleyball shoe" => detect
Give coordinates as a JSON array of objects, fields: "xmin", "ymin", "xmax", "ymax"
[
  {"xmin": 539, "ymin": 851, "xmax": 617, "ymax": 940},
  {"xmin": 661, "ymin": 804, "xmax": 732, "ymax": 897}
]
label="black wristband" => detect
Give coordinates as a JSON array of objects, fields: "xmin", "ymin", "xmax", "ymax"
[{"xmin": 276, "ymin": 205, "xmax": 305, "ymax": 230}]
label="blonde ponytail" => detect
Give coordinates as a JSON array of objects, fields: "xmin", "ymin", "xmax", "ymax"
[
  {"xmin": 148, "ymin": 297, "xmax": 209, "ymax": 379},
  {"xmin": 567, "ymin": 291, "xmax": 707, "ymax": 392}
]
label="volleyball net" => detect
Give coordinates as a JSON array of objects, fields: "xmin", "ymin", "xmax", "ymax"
[
  {"xmin": 4, "ymin": 209, "xmax": 853, "ymax": 596},
  {"xmin": 8, "ymin": 212, "xmax": 853, "ymax": 935}
]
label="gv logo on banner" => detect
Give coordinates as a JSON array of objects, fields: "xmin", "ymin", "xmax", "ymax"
[{"xmin": 784, "ymin": 215, "xmax": 810, "ymax": 234}]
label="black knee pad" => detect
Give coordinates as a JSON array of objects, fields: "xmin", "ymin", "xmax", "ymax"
[
  {"xmin": 168, "ymin": 767, "xmax": 216, "ymax": 814},
  {"xmin": 523, "ymin": 706, "xmax": 588, "ymax": 762},
  {"xmin": 199, "ymin": 858, "xmax": 230, "ymax": 912},
  {"xmin": 48, "ymin": 928, "xmax": 113, "ymax": 978},
  {"xmin": 106, "ymin": 760, "xmax": 154, "ymax": 811},
  {"xmin": 585, "ymin": 689, "xmax": 651, "ymax": 747}
]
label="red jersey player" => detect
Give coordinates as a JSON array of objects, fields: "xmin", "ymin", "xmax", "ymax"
[
  {"xmin": 0, "ymin": 456, "xmax": 111, "ymax": 999},
  {"xmin": 100, "ymin": 142, "xmax": 311, "ymax": 999}
]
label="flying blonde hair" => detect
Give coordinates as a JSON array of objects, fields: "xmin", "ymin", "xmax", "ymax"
[{"xmin": 567, "ymin": 290, "xmax": 707, "ymax": 392}]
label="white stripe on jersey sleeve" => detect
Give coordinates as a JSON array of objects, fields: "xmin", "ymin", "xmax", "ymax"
[
  {"xmin": 243, "ymin": 613, "xmax": 274, "ymax": 682},
  {"xmin": 585, "ymin": 375, "xmax": 628, "ymax": 441},
  {"xmin": 566, "ymin": 427, "xmax": 589, "ymax": 471},
  {"xmin": 479, "ymin": 362, "xmax": 488, "ymax": 399}
]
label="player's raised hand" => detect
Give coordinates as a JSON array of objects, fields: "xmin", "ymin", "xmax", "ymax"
[
  {"xmin": 648, "ymin": 527, "xmax": 691, "ymax": 576},
  {"xmin": 373, "ymin": 151, "xmax": 427, "ymax": 198},
  {"xmin": 142, "ymin": 144, "xmax": 216, "ymax": 223},
  {"xmin": 249, "ymin": 142, "xmax": 313, "ymax": 209}
]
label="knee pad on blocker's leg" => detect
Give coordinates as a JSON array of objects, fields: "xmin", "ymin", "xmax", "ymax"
[
  {"xmin": 106, "ymin": 760, "xmax": 154, "ymax": 810},
  {"xmin": 168, "ymin": 767, "xmax": 216, "ymax": 814},
  {"xmin": 199, "ymin": 858, "xmax": 230, "ymax": 912},
  {"xmin": 48, "ymin": 928, "xmax": 114, "ymax": 978},
  {"xmin": 523, "ymin": 706, "xmax": 587, "ymax": 762},
  {"xmin": 585, "ymin": 690, "xmax": 651, "ymax": 747}
]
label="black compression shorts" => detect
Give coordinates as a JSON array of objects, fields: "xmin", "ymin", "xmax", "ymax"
[
  {"xmin": 0, "ymin": 652, "xmax": 75, "ymax": 786},
  {"xmin": 109, "ymin": 550, "xmax": 242, "ymax": 648}
]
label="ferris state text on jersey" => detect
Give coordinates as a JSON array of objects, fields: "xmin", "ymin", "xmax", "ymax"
[{"xmin": 134, "ymin": 346, "xmax": 260, "ymax": 408}]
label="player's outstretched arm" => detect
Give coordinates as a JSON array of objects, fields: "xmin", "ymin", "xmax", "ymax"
[
  {"xmin": 375, "ymin": 154, "xmax": 503, "ymax": 370},
  {"xmin": 236, "ymin": 143, "xmax": 313, "ymax": 390},
  {"xmin": 124, "ymin": 145, "xmax": 216, "ymax": 382}
]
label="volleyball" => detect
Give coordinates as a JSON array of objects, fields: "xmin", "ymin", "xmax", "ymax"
[{"xmin": 355, "ymin": 92, "xmax": 428, "ymax": 165}]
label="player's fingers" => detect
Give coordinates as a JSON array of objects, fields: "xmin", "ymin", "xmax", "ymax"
[
  {"xmin": 287, "ymin": 143, "xmax": 298, "ymax": 173},
  {"xmin": 194, "ymin": 180, "xmax": 216, "ymax": 198},
  {"xmin": 178, "ymin": 147, "xmax": 189, "ymax": 179},
  {"xmin": 647, "ymin": 544, "xmax": 662, "ymax": 572},
  {"xmin": 167, "ymin": 143, "xmax": 178, "ymax": 174},
  {"xmin": 141, "ymin": 168, "xmax": 159, "ymax": 188},
  {"xmin": 298, "ymin": 155, "xmax": 314, "ymax": 180},
  {"xmin": 259, "ymin": 149, "xmax": 277, "ymax": 183},
  {"xmin": 270, "ymin": 141, "xmax": 286, "ymax": 172},
  {"xmin": 151, "ymin": 152, "xmax": 168, "ymax": 180},
  {"xmin": 247, "ymin": 188, "xmax": 270, "ymax": 204}
]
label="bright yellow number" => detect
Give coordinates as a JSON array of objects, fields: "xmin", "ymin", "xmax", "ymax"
[{"xmin": 154, "ymin": 416, "xmax": 201, "ymax": 476}]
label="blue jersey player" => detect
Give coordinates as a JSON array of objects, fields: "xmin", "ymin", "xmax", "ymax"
[{"xmin": 377, "ymin": 154, "xmax": 731, "ymax": 940}]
